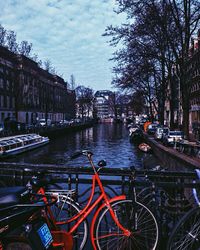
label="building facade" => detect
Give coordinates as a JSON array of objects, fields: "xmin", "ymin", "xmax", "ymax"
[
  {"xmin": 164, "ymin": 66, "xmax": 182, "ymax": 128},
  {"xmin": 188, "ymin": 32, "xmax": 200, "ymax": 138},
  {"xmin": 164, "ymin": 31, "xmax": 200, "ymax": 136},
  {"xmin": 0, "ymin": 45, "xmax": 76, "ymax": 125},
  {"xmin": 0, "ymin": 46, "xmax": 17, "ymax": 123},
  {"xmin": 94, "ymin": 90, "xmax": 115, "ymax": 119}
]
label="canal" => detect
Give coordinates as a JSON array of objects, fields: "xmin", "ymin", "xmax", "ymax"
[
  {"xmin": 1, "ymin": 124, "xmax": 193, "ymax": 250},
  {"xmin": 5, "ymin": 123, "xmax": 162, "ymax": 169}
]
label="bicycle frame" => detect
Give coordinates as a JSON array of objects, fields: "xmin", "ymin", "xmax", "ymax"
[
  {"xmin": 37, "ymin": 152, "xmax": 131, "ymax": 249},
  {"xmin": 61, "ymin": 172, "xmax": 130, "ymax": 248}
]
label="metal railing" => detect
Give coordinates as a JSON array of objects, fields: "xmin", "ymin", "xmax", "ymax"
[{"xmin": 0, "ymin": 162, "xmax": 200, "ymax": 249}]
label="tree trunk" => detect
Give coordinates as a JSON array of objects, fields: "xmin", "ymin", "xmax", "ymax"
[{"xmin": 181, "ymin": 83, "xmax": 190, "ymax": 138}]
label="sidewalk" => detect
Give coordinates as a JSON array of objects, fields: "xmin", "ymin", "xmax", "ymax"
[
  {"xmin": 144, "ymin": 133, "xmax": 200, "ymax": 170},
  {"xmin": 189, "ymin": 131, "xmax": 200, "ymax": 143}
]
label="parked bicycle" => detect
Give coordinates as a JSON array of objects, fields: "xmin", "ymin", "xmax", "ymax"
[
  {"xmin": 30, "ymin": 174, "xmax": 84, "ymax": 250},
  {"xmin": 0, "ymin": 186, "xmax": 56, "ymax": 249},
  {"xmin": 32, "ymin": 150, "xmax": 159, "ymax": 250},
  {"xmin": 167, "ymin": 169, "xmax": 200, "ymax": 250}
]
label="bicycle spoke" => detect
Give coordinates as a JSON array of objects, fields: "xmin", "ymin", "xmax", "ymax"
[
  {"xmin": 50, "ymin": 196, "xmax": 88, "ymax": 250},
  {"xmin": 167, "ymin": 207, "xmax": 200, "ymax": 250},
  {"xmin": 94, "ymin": 200, "xmax": 158, "ymax": 250}
]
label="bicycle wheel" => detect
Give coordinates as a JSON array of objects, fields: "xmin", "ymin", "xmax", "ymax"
[
  {"xmin": 136, "ymin": 187, "xmax": 155, "ymax": 208},
  {"xmin": 94, "ymin": 199, "xmax": 158, "ymax": 250},
  {"xmin": 3, "ymin": 239, "xmax": 32, "ymax": 250},
  {"xmin": 167, "ymin": 206, "xmax": 200, "ymax": 250},
  {"xmin": 51, "ymin": 196, "xmax": 88, "ymax": 250}
]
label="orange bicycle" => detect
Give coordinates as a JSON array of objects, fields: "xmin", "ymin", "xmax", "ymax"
[{"xmin": 34, "ymin": 150, "xmax": 158, "ymax": 250}]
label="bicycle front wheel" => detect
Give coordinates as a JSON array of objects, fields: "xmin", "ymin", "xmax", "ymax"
[
  {"xmin": 167, "ymin": 206, "xmax": 200, "ymax": 250},
  {"xmin": 51, "ymin": 196, "xmax": 88, "ymax": 250},
  {"xmin": 95, "ymin": 199, "xmax": 158, "ymax": 250}
]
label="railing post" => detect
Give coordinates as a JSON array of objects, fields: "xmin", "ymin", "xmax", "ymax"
[{"xmin": 75, "ymin": 174, "xmax": 79, "ymax": 202}]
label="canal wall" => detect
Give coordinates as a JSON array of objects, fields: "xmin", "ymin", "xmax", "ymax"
[
  {"xmin": 144, "ymin": 134, "xmax": 200, "ymax": 170},
  {"xmin": 0, "ymin": 121, "xmax": 96, "ymax": 139},
  {"xmin": 39, "ymin": 122, "xmax": 94, "ymax": 139}
]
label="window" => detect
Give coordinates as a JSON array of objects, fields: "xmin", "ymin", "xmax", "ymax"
[
  {"xmin": 7, "ymin": 96, "xmax": 9, "ymax": 107},
  {"xmin": 169, "ymin": 131, "xmax": 183, "ymax": 136},
  {"xmin": 0, "ymin": 78, "xmax": 3, "ymax": 88},
  {"xmin": 12, "ymin": 97, "xmax": 15, "ymax": 108},
  {"xmin": 1, "ymin": 113, "xmax": 4, "ymax": 122},
  {"xmin": 3, "ymin": 95, "xmax": 7, "ymax": 108},
  {"xmin": 9, "ymin": 96, "xmax": 12, "ymax": 108}
]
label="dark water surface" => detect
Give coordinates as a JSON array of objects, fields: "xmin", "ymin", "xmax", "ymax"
[{"xmin": 5, "ymin": 124, "xmax": 161, "ymax": 169}]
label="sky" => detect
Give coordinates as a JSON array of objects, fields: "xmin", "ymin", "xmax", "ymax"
[{"xmin": 0, "ymin": 0, "xmax": 126, "ymax": 91}]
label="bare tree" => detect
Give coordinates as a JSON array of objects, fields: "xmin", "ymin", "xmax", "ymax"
[
  {"xmin": 43, "ymin": 59, "xmax": 52, "ymax": 72},
  {"xmin": 0, "ymin": 24, "xmax": 7, "ymax": 46},
  {"xmin": 69, "ymin": 74, "xmax": 76, "ymax": 90},
  {"xmin": 32, "ymin": 53, "xmax": 43, "ymax": 67},
  {"xmin": 75, "ymin": 85, "xmax": 94, "ymax": 118},
  {"xmin": 105, "ymin": 0, "xmax": 200, "ymax": 135},
  {"xmin": 165, "ymin": 0, "xmax": 200, "ymax": 136},
  {"xmin": 18, "ymin": 40, "xmax": 32, "ymax": 57},
  {"xmin": 6, "ymin": 30, "xmax": 18, "ymax": 53}
]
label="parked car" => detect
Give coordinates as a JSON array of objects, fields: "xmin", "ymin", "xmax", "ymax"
[
  {"xmin": 25, "ymin": 124, "xmax": 35, "ymax": 130},
  {"xmin": 163, "ymin": 130, "xmax": 184, "ymax": 146},
  {"xmin": 39, "ymin": 119, "xmax": 51, "ymax": 127},
  {"xmin": 155, "ymin": 127, "xmax": 169, "ymax": 140},
  {"xmin": 0, "ymin": 123, "xmax": 4, "ymax": 132},
  {"xmin": 59, "ymin": 120, "xmax": 70, "ymax": 125},
  {"xmin": 147, "ymin": 123, "xmax": 159, "ymax": 135}
]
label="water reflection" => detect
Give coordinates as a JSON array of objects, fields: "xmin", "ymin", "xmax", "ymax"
[{"xmin": 5, "ymin": 124, "xmax": 161, "ymax": 169}]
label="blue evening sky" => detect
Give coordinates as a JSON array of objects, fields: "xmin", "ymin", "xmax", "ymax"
[{"xmin": 0, "ymin": 0, "xmax": 126, "ymax": 91}]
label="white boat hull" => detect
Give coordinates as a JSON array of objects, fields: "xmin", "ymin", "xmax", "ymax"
[{"xmin": 0, "ymin": 134, "xmax": 49, "ymax": 158}]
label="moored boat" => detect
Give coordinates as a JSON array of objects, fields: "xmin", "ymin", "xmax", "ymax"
[
  {"xmin": 129, "ymin": 127, "xmax": 144, "ymax": 144},
  {"xmin": 0, "ymin": 134, "xmax": 49, "ymax": 158},
  {"xmin": 138, "ymin": 143, "xmax": 152, "ymax": 153}
]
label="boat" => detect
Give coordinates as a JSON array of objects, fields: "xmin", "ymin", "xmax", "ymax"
[
  {"xmin": 129, "ymin": 127, "xmax": 144, "ymax": 144},
  {"xmin": 138, "ymin": 143, "xmax": 152, "ymax": 153},
  {"xmin": 0, "ymin": 134, "xmax": 49, "ymax": 158}
]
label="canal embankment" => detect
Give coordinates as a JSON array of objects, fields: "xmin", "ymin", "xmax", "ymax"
[
  {"xmin": 0, "ymin": 121, "xmax": 95, "ymax": 140},
  {"xmin": 144, "ymin": 134, "xmax": 200, "ymax": 170},
  {"xmin": 39, "ymin": 121, "xmax": 95, "ymax": 139}
]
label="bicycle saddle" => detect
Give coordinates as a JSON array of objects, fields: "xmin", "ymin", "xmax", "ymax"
[
  {"xmin": 30, "ymin": 174, "xmax": 53, "ymax": 187},
  {"xmin": 0, "ymin": 186, "xmax": 30, "ymax": 208}
]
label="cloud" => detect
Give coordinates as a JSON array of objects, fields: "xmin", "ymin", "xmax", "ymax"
[{"xmin": 0, "ymin": 0, "xmax": 126, "ymax": 90}]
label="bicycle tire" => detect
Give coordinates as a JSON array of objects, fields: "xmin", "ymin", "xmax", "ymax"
[
  {"xmin": 136, "ymin": 187, "xmax": 155, "ymax": 208},
  {"xmin": 51, "ymin": 196, "xmax": 88, "ymax": 250},
  {"xmin": 167, "ymin": 206, "xmax": 200, "ymax": 250},
  {"xmin": 3, "ymin": 238, "xmax": 32, "ymax": 250},
  {"xmin": 94, "ymin": 199, "xmax": 158, "ymax": 250}
]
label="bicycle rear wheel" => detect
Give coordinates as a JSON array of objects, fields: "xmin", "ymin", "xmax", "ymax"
[
  {"xmin": 94, "ymin": 199, "xmax": 158, "ymax": 250},
  {"xmin": 51, "ymin": 196, "xmax": 88, "ymax": 250},
  {"xmin": 167, "ymin": 206, "xmax": 200, "ymax": 250}
]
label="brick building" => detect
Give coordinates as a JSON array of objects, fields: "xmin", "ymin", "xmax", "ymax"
[
  {"xmin": 164, "ymin": 31, "xmax": 200, "ymax": 136},
  {"xmin": 189, "ymin": 31, "xmax": 200, "ymax": 138},
  {"xmin": 0, "ymin": 45, "xmax": 76, "ymax": 125}
]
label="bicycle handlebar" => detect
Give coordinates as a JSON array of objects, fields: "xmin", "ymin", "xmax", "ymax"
[
  {"xmin": 70, "ymin": 150, "xmax": 93, "ymax": 159},
  {"xmin": 70, "ymin": 151, "xmax": 83, "ymax": 159}
]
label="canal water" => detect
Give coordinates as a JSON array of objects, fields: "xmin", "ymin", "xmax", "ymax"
[
  {"xmin": 3, "ymin": 124, "xmax": 163, "ymax": 249},
  {"xmin": 5, "ymin": 124, "xmax": 161, "ymax": 169}
]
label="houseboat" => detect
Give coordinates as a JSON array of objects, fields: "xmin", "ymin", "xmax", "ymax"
[{"xmin": 0, "ymin": 134, "xmax": 49, "ymax": 158}]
